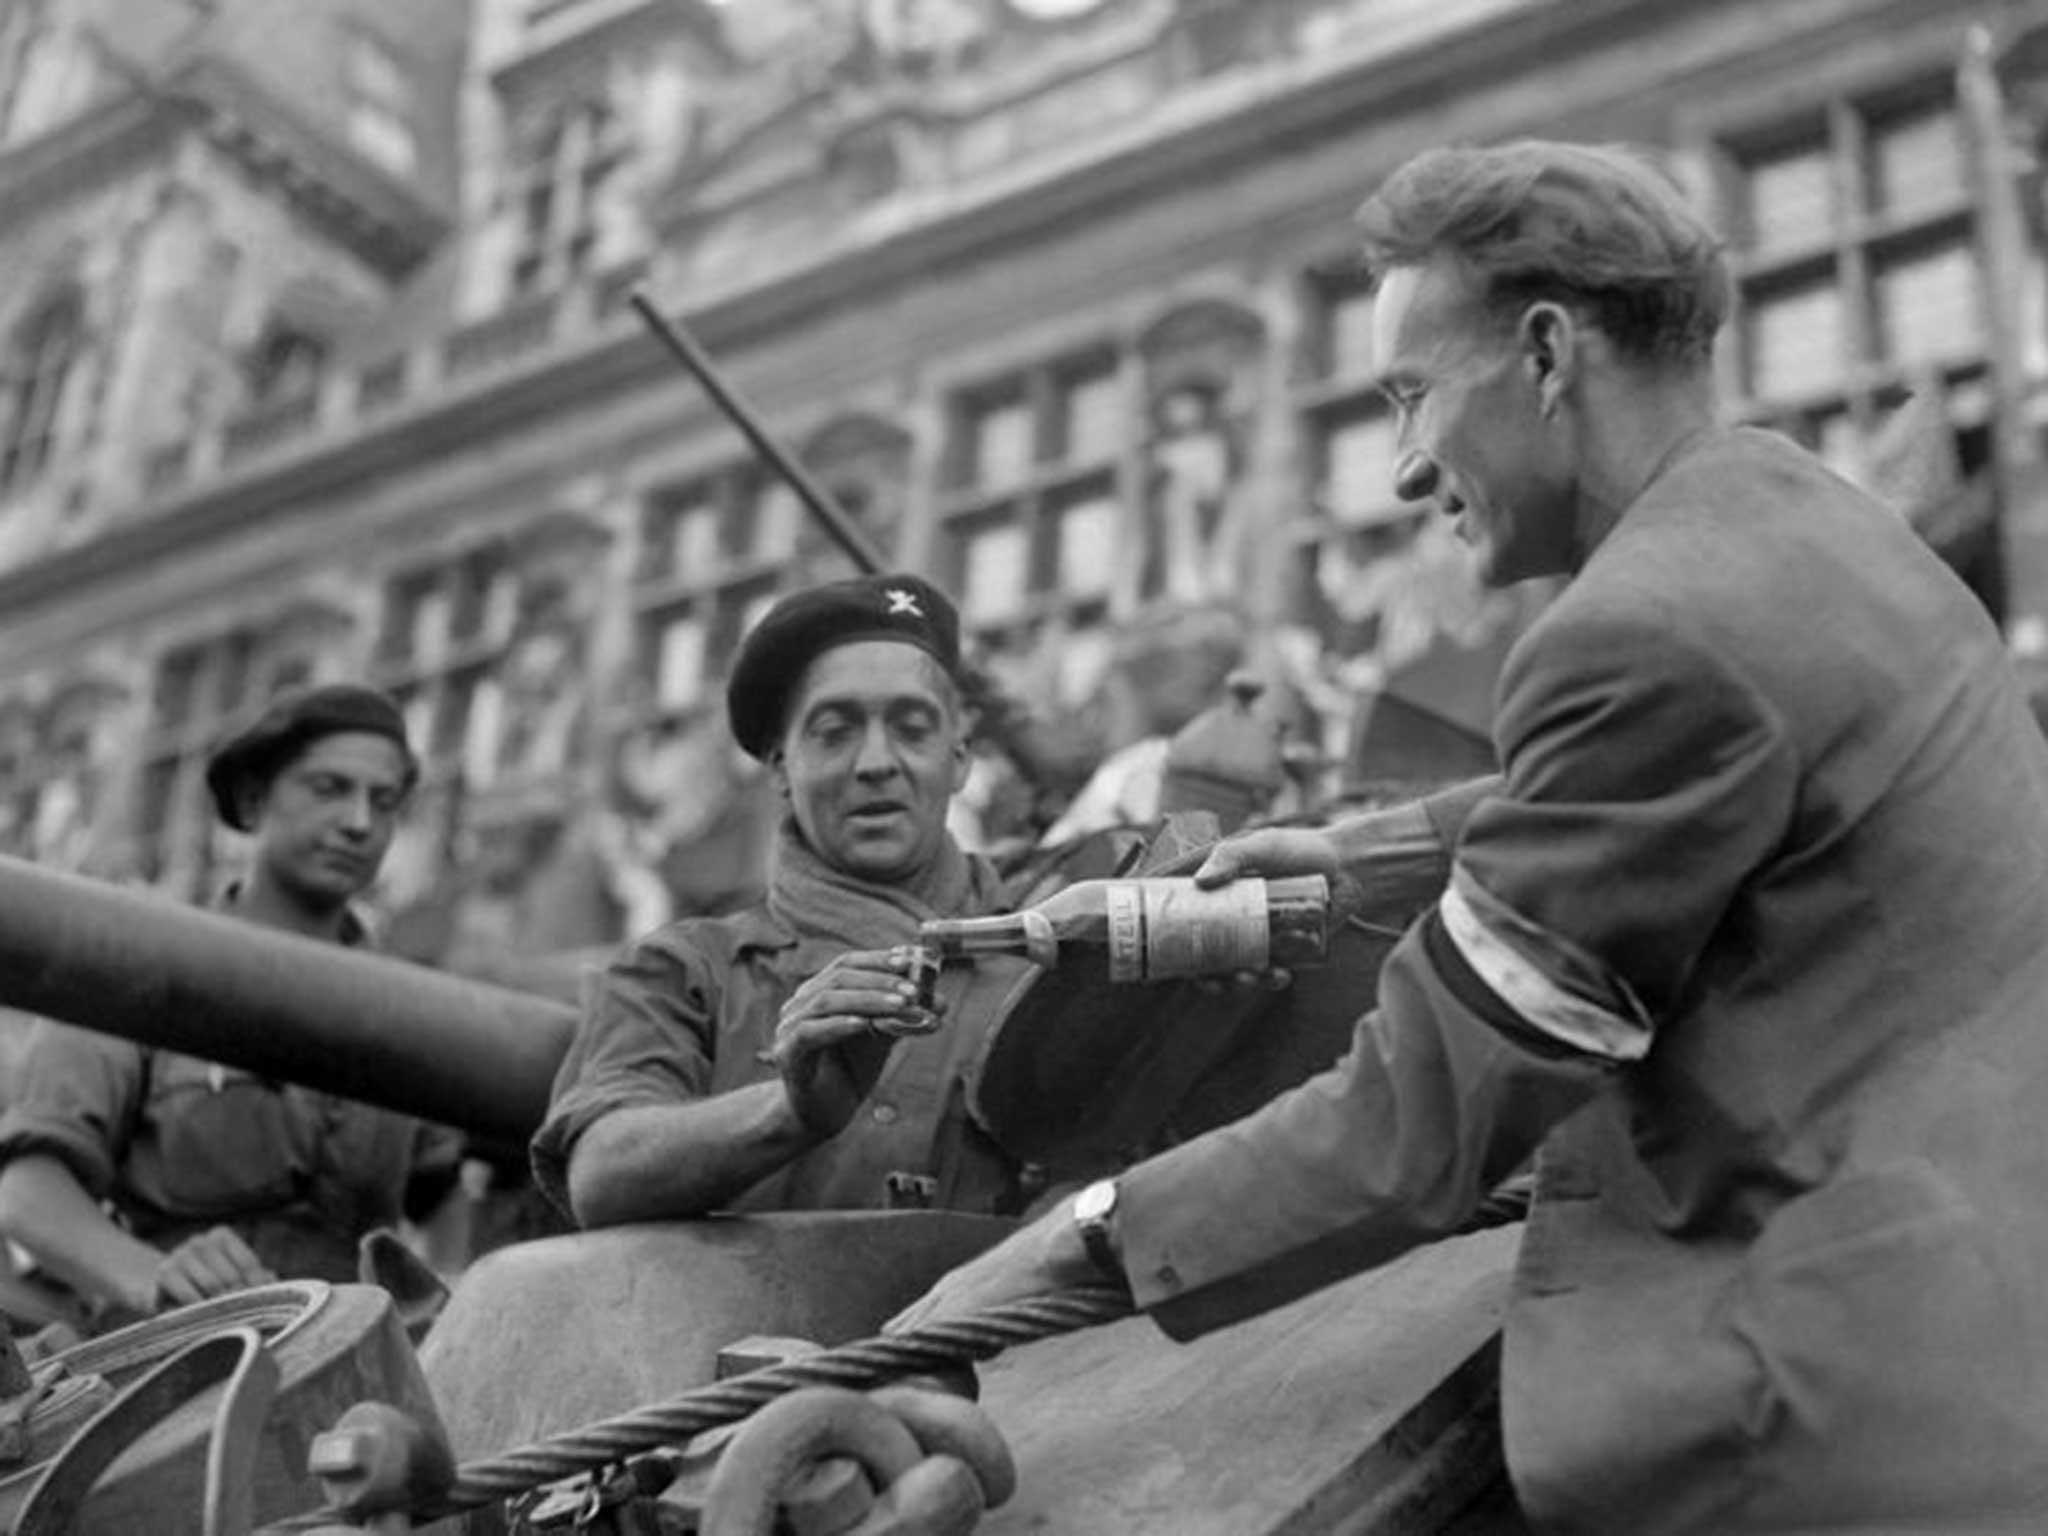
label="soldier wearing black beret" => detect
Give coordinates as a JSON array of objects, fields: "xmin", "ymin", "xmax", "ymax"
[
  {"xmin": 204, "ymin": 682, "xmax": 419, "ymax": 832},
  {"xmin": 535, "ymin": 572, "xmax": 1028, "ymax": 1226},
  {"xmin": 0, "ymin": 682, "xmax": 460, "ymax": 1323},
  {"xmin": 723, "ymin": 571, "xmax": 961, "ymax": 760}
]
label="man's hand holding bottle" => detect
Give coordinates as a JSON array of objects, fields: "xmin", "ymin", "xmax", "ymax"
[
  {"xmin": 1188, "ymin": 826, "xmax": 1344, "ymax": 994},
  {"xmin": 1199, "ymin": 812, "xmax": 1444, "ymax": 950},
  {"xmin": 1191, "ymin": 826, "xmax": 1342, "ymax": 888}
]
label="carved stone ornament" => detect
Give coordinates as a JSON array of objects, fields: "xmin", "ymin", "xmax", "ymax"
[{"xmin": 31, "ymin": 672, "xmax": 130, "ymax": 875}]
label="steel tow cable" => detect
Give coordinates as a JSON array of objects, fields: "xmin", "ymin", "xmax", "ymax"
[
  {"xmin": 408, "ymin": 1283, "xmax": 1137, "ymax": 1521},
  {"xmin": 267, "ymin": 1184, "xmax": 1535, "ymax": 1526},
  {"xmin": 417, "ymin": 1177, "xmax": 1535, "ymax": 1521}
]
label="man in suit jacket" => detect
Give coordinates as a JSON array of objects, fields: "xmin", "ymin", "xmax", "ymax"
[{"xmin": 893, "ymin": 140, "xmax": 2048, "ymax": 1534}]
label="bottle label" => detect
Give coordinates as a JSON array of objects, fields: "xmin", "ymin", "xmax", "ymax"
[
  {"xmin": 1105, "ymin": 879, "xmax": 1271, "ymax": 981},
  {"xmin": 1106, "ymin": 884, "xmax": 1146, "ymax": 982}
]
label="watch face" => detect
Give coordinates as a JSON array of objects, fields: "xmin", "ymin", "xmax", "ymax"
[
  {"xmin": 1075, "ymin": 1178, "xmax": 1117, "ymax": 1221},
  {"xmin": 1008, "ymin": 0, "xmax": 1110, "ymax": 18}
]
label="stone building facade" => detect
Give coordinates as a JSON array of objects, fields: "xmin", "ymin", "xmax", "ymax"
[
  {"xmin": 0, "ymin": 0, "xmax": 2043, "ymax": 966},
  {"xmin": 0, "ymin": 0, "xmax": 466, "ymax": 885}
]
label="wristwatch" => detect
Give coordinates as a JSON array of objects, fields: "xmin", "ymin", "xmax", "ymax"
[{"xmin": 1072, "ymin": 1178, "xmax": 1127, "ymax": 1287}]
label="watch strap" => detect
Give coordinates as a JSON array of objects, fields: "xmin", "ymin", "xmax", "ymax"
[{"xmin": 1074, "ymin": 1181, "xmax": 1128, "ymax": 1288}]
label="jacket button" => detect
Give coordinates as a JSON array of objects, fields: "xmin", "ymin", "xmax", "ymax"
[
  {"xmin": 1154, "ymin": 1264, "xmax": 1180, "ymax": 1291},
  {"xmin": 871, "ymin": 1103, "xmax": 899, "ymax": 1125}
]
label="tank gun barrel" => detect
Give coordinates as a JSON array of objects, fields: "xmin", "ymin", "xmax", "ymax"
[{"xmin": 0, "ymin": 855, "xmax": 575, "ymax": 1143}]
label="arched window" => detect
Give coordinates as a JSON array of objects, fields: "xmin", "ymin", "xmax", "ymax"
[
  {"xmin": 0, "ymin": 289, "xmax": 81, "ymax": 490},
  {"xmin": 508, "ymin": 99, "xmax": 618, "ymax": 297},
  {"xmin": 243, "ymin": 319, "xmax": 330, "ymax": 405}
]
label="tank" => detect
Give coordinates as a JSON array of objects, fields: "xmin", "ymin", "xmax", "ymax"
[{"xmin": 0, "ymin": 851, "xmax": 1523, "ymax": 1534}]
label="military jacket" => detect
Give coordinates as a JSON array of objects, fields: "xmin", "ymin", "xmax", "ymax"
[{"xmin": 533, "ymin": 903, "xmax": 1025, "ymax": 1216}]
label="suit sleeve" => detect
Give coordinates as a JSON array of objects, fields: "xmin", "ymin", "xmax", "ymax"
[
  {"xmin": 1419, "ymin": 774, "xmax": 1501, "ymax": 848},
  {"xmin": 1116, "ymin": 608, "xmax": 1800, "ymax": 1338},
  {"xmin": 1330, "ymin": 775, "xmax": 1501, "ymax": 931},
  {"xmin": 528, "ymin": 932, "xmax": 722, "ymax": 1213}
]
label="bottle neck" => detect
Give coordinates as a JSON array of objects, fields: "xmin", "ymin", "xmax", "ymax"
[{"xmin": 921, "ymin": 908, "xmax": 1058, "ymax": 967}]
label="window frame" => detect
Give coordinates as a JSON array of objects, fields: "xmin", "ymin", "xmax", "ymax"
[
  {"xmin": 505, "ymin": 99, "xmax": 621, "ymax": 299},
  {"xmin": 372, "ymin": 544, "xmax": 522, "ymax": 796},
  {"xmin": 935, "ymin": 343, "xmax": 1132, "ymax": 645},
  {"xmin": 1687, "ymin": 50, "xmax": 2003, "ymax": 472},
  {"xmin": 0, "ymin": 288, "xmax": 82, "ymax": 492},
  {"xmin": 138, "ymin": 628, "xmax": 309, "ymax": 896},
  {"xmin": 342, "ymin": 26, "xmax": 420, "ymax": 179}
]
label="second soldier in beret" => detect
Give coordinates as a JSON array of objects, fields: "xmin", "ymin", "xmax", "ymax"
[
  {"xmin": 533, "ymin": 573, "xmax": 1029, "ymax": 1223},
  {"xmin": 0, "ymin": 683, "xmax": 463, "ymax": 1323}
]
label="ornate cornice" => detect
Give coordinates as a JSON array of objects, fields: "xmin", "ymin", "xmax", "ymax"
[
  {"xmin": 648, "ymin": 0, "xmax": 1170, "ymax": 230},
  {"xmin": 176, "ymin": 54, "xmax": 446, "ymax": 277},
  {"xmin": 0, "ymin": 50, "xmax": 445, "ymax": 277}
]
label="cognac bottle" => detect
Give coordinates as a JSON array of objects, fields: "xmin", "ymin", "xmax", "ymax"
[{"xmin": 918, "ymin": 875, "xmax": 1331, "ymax": 982}]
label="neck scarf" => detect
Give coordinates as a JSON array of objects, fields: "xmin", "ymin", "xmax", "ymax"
[{"xmin": 766, "ymin": 817, "xmax": 1008, "ymax": 953}]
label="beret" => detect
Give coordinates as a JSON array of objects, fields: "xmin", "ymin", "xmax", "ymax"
[
  {"xmin": 205, "ymin": 683, "xmax": 418, "ymax": 832},
  {"xmin": 727, "ymin": 572, "xmax": 961, "ymax": 759}
]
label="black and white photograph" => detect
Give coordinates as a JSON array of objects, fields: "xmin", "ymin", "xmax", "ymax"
[{"xmin": 0, "ymin": 1, "xmax": 2039, "ymax": 1531}]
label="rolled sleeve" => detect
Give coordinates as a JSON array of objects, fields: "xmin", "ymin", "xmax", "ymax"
[
  {"xmin": 0, "ymin": 1021, "xmax": 147, "ymax": 1201},
  {"xmin": 529, "ymin": 934, "xmax": 721, "ymax": 1214}
]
